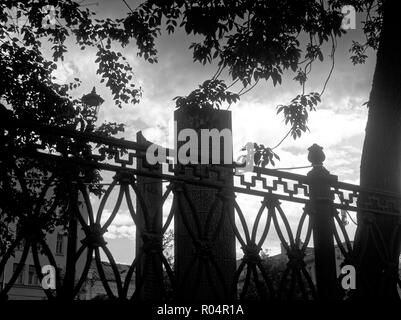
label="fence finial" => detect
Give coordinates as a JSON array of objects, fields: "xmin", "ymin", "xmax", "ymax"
[{"xmin": 308, "ymin": 144, "xmax": 325, "ymax": 166}]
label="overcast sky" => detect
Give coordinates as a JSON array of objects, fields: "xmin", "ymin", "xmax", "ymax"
[{"xmin": 47, "ymin": 1, "xmax": 377, "ymax": 263}]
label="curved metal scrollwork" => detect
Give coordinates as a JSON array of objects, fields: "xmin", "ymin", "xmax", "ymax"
[
  {"xmin": 231, "ymin": 196, "xmax": 316, "ymax": 301},
  {"xmin": 1, "ymin": 118, "xmax": 400, "ymax": 301},
  {"xmin": 171, "ymin": 182, "xmax": 231, "ymax": 300}
]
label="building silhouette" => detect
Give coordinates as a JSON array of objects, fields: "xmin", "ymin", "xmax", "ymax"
[{"xmin": 0, "ymin": 193, "xmax": 88, "ymax": 300}]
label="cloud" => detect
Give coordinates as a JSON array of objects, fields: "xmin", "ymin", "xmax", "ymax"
[
  {"xmin": 41, "ymin": 0, "xmax": 376, "ymax": 263},
  {"xmin": 99, "ymin": 209, "xmax": 135, "ymax": 239},
  {"xmin": 52, "ymin": 61, "xmax": 76, "ymax": 83}
]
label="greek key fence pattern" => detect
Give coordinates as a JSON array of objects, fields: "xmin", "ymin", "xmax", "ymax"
[{"xmin": 0, "ymin": 118, "xmax": 400, "ymax": 300}]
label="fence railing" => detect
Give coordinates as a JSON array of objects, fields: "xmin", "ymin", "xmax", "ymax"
[{"xmin": 0, "ymin": 118, "xmax": 400, "ymax": 301}]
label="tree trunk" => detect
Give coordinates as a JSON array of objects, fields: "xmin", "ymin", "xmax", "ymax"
[{"xmin": 357, "ymin": 0, "xmax": 401, "ymax": 299}]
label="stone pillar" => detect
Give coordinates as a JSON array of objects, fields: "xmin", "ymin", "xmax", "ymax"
[{"xmin": 174, "ymin": 107, "xmax": 236, "ymax": 301}]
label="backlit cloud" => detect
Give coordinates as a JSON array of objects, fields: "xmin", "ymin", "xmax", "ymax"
[{"xmin": 47, "ymin": 0, "xmax": 376, "ymax": 263}]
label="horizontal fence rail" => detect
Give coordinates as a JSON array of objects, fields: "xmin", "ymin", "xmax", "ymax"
[{"xmin": 0, "ymin": 118, "xmax": 400, "ymax": 301}]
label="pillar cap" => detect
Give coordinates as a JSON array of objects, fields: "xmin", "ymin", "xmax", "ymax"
[{"xmin": 308, "ymin": 144, "xmax": 325, "ymax": 166}]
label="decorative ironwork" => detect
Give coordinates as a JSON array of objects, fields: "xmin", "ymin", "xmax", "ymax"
[{"xmin": 0, "ymin": 117, "xmax": 400, "ymax": 301}]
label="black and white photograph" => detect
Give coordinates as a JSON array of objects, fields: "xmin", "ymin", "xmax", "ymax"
[{"xmin": 0, "ymin": 0, "xmax": 400, "ymax": 317}]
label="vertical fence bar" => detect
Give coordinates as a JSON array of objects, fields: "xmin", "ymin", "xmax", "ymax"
[
  {"xmin": 63, "ymin": 182, "xmax": 78, "ymax": 300},
  {"xmin": 307, "ymin": 144, "xmax": 340, "ymax": 300}
]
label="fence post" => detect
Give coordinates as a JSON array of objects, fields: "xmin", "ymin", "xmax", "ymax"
[
  {"xmin": 173, "ymin": 108, "xmax": 236, "ymax": 301},
  {"xmin": 63, "ymin": 182, "xmax": 79, "ymax": 300},
  {"xmin": 135, "ymin": 132, "xmax": 163, "ymax": 300},
  {"xmin": 307, "ymin": 144, "xmax": 340, "ymax": 300}
]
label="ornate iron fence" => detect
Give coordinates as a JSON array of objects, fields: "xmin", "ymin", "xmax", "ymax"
[{"xmin": 0, "ymin": 117, "xmax": 400, "ymax": 301}]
